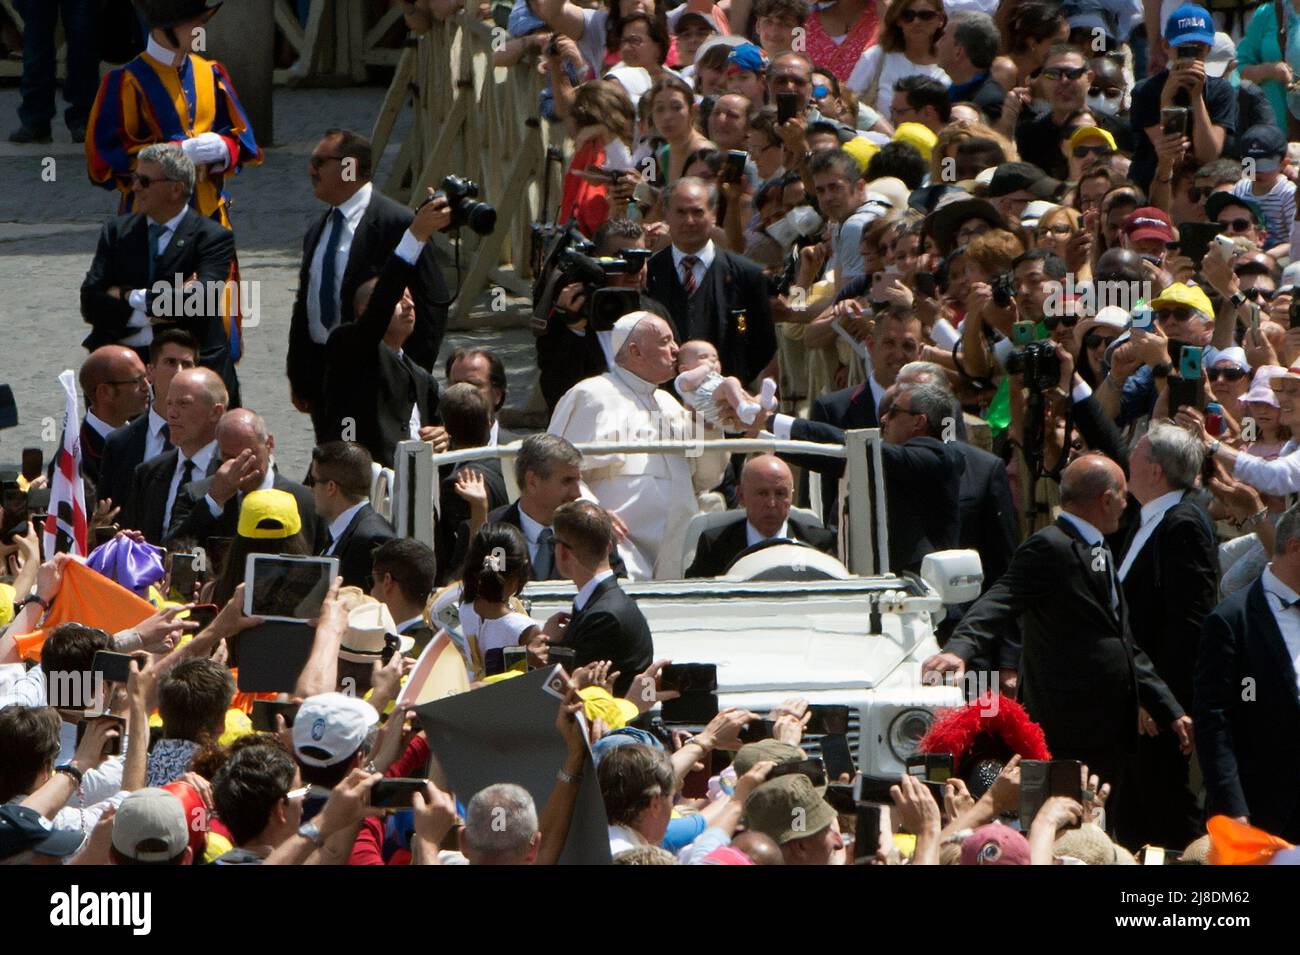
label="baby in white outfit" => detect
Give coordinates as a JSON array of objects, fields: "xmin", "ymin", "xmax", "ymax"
[{"xmin": 674, "ymin": 340, "xmax": 777, "ymax": 432}]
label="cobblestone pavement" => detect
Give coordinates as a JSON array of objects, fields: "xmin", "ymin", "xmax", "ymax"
[{"xmin": 0, "ymin": 84, "xmax": 537, "ymax": 480}]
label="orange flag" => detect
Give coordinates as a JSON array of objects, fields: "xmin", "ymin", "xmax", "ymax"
[
  {"xmin": 13, "ymin": 560, "xmax": 157, "ymax": 662},
  {"xmin": 1207, "ymin": 815, "xmax": 1294, "ymax": 865}
]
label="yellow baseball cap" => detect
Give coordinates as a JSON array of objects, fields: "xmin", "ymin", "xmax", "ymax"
[
  {"xmin": 1068, "ymin": 126, "xmax": 1117, "ymax": 152},
  {"xmin": 842, "ymin": 135, "xmax": 880, "ymax": 173},
  {"xmin": 237, "ymin": 488, "xmax": 302, "ymax": 540},
  {"xmin": 578, "ymin": 686, "xmax": 639, "ymax": 729},
  {"xmin": 892, "ymin": 121, "xmax": 938, "ymax": 162},
  {"xmin": 1150, "ymin": 282, "xmax": 1214, "ymax": 318}
]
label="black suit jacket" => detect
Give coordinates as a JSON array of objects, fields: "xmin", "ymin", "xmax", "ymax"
[
  {"xmin": 954, "ymin": 443, "xmax": 1018, "ymax": 591},
  {"xmin": 287, "ymin": 190, "xmax": 448, "ymax": 411},
  {"xmin": 1195, "ymin": 577, "xmax": 1300, "ymax": 840},
  {"xmin": 97, "ymin": 414, "xmax": 150, "ymax": 512},
  {"xmin": 322, "ymin": 502, "xmax": 397, "ymax": 589},
  {"xmin": 947, "ymin": 517, "xmax": 1183, "ymax": 760},
  {"xmin": 788, "ymin": 419, "xmax": 963, "ymax": 573},
  {"xmin": 449, "ymin": 500, "xmax": 630, "ymax": 582},
  {"xmin": 120, "ymin": 448, "xmax": 220, "ymax": 545},
  {"xmin": 80, "ymin": 210, "xmax": 237, "ymax": 394},
  {"xmin": 560, "ymin": 576, "xmax": 653, "ymax": 696},
  {"xmin": 319, "ymin": 252, "xmax": 440, "ymax": 467},
  {"xmin": 685, "ymin": 511, "xmax": 836, "ymax": 578},
  {"xmin": 1118, "ymin": 495, "xmax": 1218, "ymax": 711},
  {"xmin": 644, "ymin": 246, "xmax": 775, "ymax": 384},
  {"xmin": 164, "ymin": 469, "xmax": 325, "ymax": 552},
  {"xmin": 78, "ymin": 419, "xmax": 109, "ymax": 490},
  {"xmin": 783, "ymin": 383, "xmax": 878, "ymax": 524}
]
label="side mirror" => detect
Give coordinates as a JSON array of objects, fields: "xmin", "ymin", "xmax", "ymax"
[{"xmin": 920, "ymin": 549, "xmax": 984, "ymax": 604}]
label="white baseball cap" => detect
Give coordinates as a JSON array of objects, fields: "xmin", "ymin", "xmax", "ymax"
[
  {"xmin": 1204, "ymin": 32, "xmax": 1235, "ymax": 79},
  {"xmin": 293, "ymin": 693, "xmax": 380, "ymax": 767},
  {"xmin": 111, "ymin": 788, "xmax": 189, "ymax": 862}
]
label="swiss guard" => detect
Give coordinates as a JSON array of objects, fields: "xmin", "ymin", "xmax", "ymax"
[{"xmin": 85, "ymin": 0, "xmax": 262, "ymax": 385}]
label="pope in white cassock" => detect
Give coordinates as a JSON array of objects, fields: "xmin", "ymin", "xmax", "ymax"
[{"xmin": 548, "ymin": 311, "xmax": 729, "ymax": 579}]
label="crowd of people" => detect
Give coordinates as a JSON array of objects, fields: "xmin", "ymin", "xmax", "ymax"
[{"xmin": 4, "ymin": 0, "xmax": 1300, "ymax": 868}]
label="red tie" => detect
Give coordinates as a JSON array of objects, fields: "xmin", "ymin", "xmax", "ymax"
[{"xmin": 680, "ymin": 255, "xmax": 699, "ymax": 296}]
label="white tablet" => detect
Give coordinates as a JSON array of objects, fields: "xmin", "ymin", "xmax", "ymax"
[{"xmin": 243, "ymin": 554, "xmax": 339, "ymax": 622}]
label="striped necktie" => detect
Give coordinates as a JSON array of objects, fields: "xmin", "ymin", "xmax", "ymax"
[{"xmin": 680, "ymin": 255, "xmax": 699, "ymax": 297}]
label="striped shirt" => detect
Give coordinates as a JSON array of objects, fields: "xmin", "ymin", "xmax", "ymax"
[{"xmin": 1233, "ymin": 176, "xmax": 1296, "ymax": 249}]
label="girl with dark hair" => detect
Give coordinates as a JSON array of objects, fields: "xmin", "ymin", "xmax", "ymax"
[
  {"xmin": 992, "ymin": 0, "xmax": 1068, "ymax": 90},
  {"xmin": 457, "ymin": 523, "xmax": 564, "ymax": 680},
  {"xmin": 537, "ymin": 0, "xmax": 673, "ymax": 76},
  {"xmin": 846, "ymin": 0, "xmax": 950, "ymax": 116}
]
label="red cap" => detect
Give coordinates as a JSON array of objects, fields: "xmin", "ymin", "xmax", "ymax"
[
  {"xmin": 1122, "ymin": 206, "xmax": 1174, "ymax": 244},
  {"xmin": 161, "ymin": 779, "xmax": 208, "ymax": 861}
]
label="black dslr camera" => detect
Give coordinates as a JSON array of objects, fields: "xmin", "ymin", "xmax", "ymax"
[
  {"xmin": 1005, "ymin": 340, "xmax": 1061, "ymax": 391},
  {"xmin": 421, "ymin": 174, "xmax": 496, "ymax": 236}
]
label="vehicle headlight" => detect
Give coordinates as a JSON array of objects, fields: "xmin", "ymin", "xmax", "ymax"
[{"xmin": 887, "ymin": 708, "xmax": 932, "ymax": 761}]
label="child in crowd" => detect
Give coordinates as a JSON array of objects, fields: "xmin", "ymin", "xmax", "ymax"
[{"xmin": 674, "ymin": 339, "xmax": 777, "ymax": 430}]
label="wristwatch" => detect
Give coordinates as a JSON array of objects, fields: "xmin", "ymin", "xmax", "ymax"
[
  {"xmin": 297, "ymin": 821, "xmax": 324, "ymax": 848},
  {"xmin": 1229, "ymin": 290, "xmax": 1247, "ymax": 309},
  {"xmin": 1208, "ymin": 439, "xmax": 1222, "ymax": 457}
]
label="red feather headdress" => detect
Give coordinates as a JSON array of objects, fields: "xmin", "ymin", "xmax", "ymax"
[{"xmin": 919, "ymin": 693, "xmax": 1051, "ymax": 774}]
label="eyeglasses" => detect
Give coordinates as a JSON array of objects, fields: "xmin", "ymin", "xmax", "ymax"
[
  {"xmin": 620, "ymin": 34, "xmax": 646, "ymax": 46},
  {"xmin": 1155, "ymin": 307, "xmax": 1194, "ymax": 321},
  {"xmin": 130, "ymin": 172, "xmax": 176, "ymax": 188},
  {"xmin": 1043, "ymin": 314, "xmax": 1079, "ymax": 329},
  {"xmin": 1072, "ymin": 144, "xmax": 1113, "ymax": 158},
  {"xmin": 883, "ymin": 405, "xmax": 922, "ymax": 419},
  {"xmin": 1207, "ymin": 367, "xmax": 1248, "ymax": 383},
  {"xmin": 1187, "ymin": 185, "xmax": 1212, "ymax": 202},
  {"xmin": 552, "ymin": 537, "xmax": 573, "ymax": 551},
  {"xmin": 1036, "ymin": 224, "xmax": 1073, "ymax": 238},
  {"xmin": 1042, "ymin": 66, "xmax": 1089, "ymax": 82},
  {"xmin": 899, "ymin": 8, "xmax": 940, "ymax": 22},
  {"xmin": 309, "ymin": 154, "xmax": 346, "ymax": 169},
  {"xmin": 106, "ymin": 375, "xmax": 148, "ymax": 388},
  {"xmin": 284, "ymin": 786, "xmax": 310, "ymax": 802},
  {"xmin": 1218, "ymin": 217, "xmax": 1254, "ymax": 234},
  {"xmin": 1083, "ymin": 333, "xmax": 1118, "ymax": 350}
]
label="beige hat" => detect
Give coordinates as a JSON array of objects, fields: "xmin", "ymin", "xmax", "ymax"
[
  {"xmin": 864, "ymin": 176, "xmax": 910, "ymax": 221},
  {"xmin": 338, "ymin": 601, "xmax": 412, "ymax": 664},
  {"xmin": 111, "ymin": 788, "xmax": 189, "ymax": 862},
  {"xmin": 1073, "ymin": 305, "xmax": 1130, "ymax": 349}
]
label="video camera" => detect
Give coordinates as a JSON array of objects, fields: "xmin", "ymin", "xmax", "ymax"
[
  {"xmin": 531, "ymin": 224, "xmax": 648, "ymax": 333},
  {"xmin": 1005, "ymin": 340, "xmax": 1060, "ymax": 392},
  {"xmin": 418, "ymin": 174, "xmax": 496, "ymax": 236}
]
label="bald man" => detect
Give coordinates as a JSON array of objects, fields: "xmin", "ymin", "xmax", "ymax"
[
  {"xmin": 548, "ymin": 312, "xmax": 729, "ymax": 579},
  {"xmin": 73, "ymin": 345, "xmax": 151, "ymax": 486},
  {"xmin": 121, "ymin": 367, "xmax": 227, "ymax": 544},
  {"xmin": 923, "ymin": 454, "xmax": 1189, "ymax": 843},
  {"xmin": 165, "ymin": 408, "xmax": 323, "ymax": 549},
  {"xmin": 685, "ymin": 455, "xmax": 836, "ymax": 578}
]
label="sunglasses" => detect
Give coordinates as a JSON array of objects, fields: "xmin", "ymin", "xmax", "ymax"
[
  {"xmin": 812, "ymin": 83, "xmax": 830, "ymax": 99},
  {"xmin": 130, "ymin": 172, "xmax": 176, "ymax": 188},
  {"xmin": 1187, "ymin": 185, "xmax": 1212, "ymax": 202},
  {"xmin": 1207, "ymin": 367, "xmax": 1247, "ymax": 383},
  {"xmin": 1243, "ymin": 287, "xmax": 1275, "ymax": 302},
  {"xmin": 309, "ymin": 154, "xmax": 346, "ymax": 169},
  {"xmin": 1072, "ymin": 144, "xmax": 1113, "ymax": 158},
  {"xmin": 1042, "ymin": 66, "xmax": 1089, "ymax": 82},
  {"xmin": 1088, "ymin": 86, "xmax": 1122, "ymax": 99},
  {"xmin": 899, "ymin": 8, "xmax": 940, "ymax": 22},
  {"xmin": 1044, "ymin": 314, "xmax": 1079, "ymax": 329},
  {"xmin": 1084, "ymin": 332, "xmax": 1118, "ymax": 349},
  {"xmin": 1218, "ymin": 217, "xmax": 1254, "ymax": 234},
  {"xmin": 1156, "ymin": 307, "xmax": 1193, "ymax": 321}
]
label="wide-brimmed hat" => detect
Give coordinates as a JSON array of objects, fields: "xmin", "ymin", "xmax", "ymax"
[
  {"xmin": 136, "ymin": 0, "xmax": 222, "ymax": 29},
  {"xmin": 1244, "ymin": 364, "xmax": 1287, "ymax": 407},
  {"xmin": 338, "ymin": 601, "xmax": 412, "ymax": 664},
  {"xmin": 927, "ymin": 195, "xmax": 1007, "ymax": 256}
]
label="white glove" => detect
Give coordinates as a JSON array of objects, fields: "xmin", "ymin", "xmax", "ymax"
[{"xmin": 179, "ymin": 132, "xmax": 230, "ymax": 171}]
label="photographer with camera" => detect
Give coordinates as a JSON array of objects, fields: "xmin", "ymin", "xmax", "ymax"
[{"xmin": 536, "ymin": 219, "xmax": 671, "ymax": 412}]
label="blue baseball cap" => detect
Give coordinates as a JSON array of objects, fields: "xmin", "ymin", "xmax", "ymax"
[
  {"xmin": 591, "ymin": 727, "xmax": 663, "ymax": 763},
  {"xmin": 1164, "ymin": 4, "xmax": 1214, "ymax": 46},
  {"xmin": 726, "ymin": 42, "xmax": 770, "ymax": 74}
]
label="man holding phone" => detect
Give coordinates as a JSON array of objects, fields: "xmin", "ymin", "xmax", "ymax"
[{"xmin": 1128, "ymin": 4, "xmax": 1236, "ymax": 193}]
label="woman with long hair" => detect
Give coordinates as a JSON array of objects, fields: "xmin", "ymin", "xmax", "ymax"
[
  {"xmin": 992, "ymin": 0, "xmax": 1068, "ymax": 91},
  {"xmin": 559, "ymin": 79, "xmax": 638, "ymax": 237},
  {"xmin": 206, "ymin": 491, "xmax": 311, "ymax": 611},
  {"xmin": 1032, "ymin": 204, "xmax": 1091, "ymax": 281},
  {"xmin": 644, "ymin": 75, "xmax": 714, "ymax": 185},
  {"xmin": 846, "ymin": 0, "xmax": 950, "ymax": 116}
]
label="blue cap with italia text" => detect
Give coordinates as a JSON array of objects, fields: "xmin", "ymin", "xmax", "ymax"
[{"xmin": 1164, "ymin": 4, "xmax": 1214, "ymax": 45}]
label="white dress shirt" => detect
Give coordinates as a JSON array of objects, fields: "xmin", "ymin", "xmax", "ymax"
[
  {"xmin": 1117, "ymin": 489, "xmax": 1185, "ymax": 582},
  {"xmin": 768, "ymin": 373, "xmax": 888, "ymax": 440},
  {"xmin": 1232, "ymin": 439, "xmax": 1300, "ymax": 497},
  {"xmin": 143, "ymin": 406, "xmax": 170, "ymax": 462},
  {"xmin": 489, "ymin": 419, "xmax": 500, "ymax": 447},
  {"xmin": 1260, "ymin": 566, "xmax": 1300, "ymax": 696},
  {"xmin": 574, "ymin": 569, "xmax": 616, "ymax": 612},
  {"xmin": 517, "ymin": 505, "xmax": 548, "ymax": 564},
  {"xmin": 162, "ymin": 440, "xmax": 217, "ymax": 532},
  {"xmin": 307, "ymin": 181, "xmax": 374, "ymax": 344},
  {"xmin": 671, "ymin": 240, "xmax": 716, "ymax": 292},
  {"xmin": 746, "ymin": 519, "xmax": 791, "ymax": 547},
  {"xmin": 123, "ymin": 205, "xmax": 191, "ymax": 347},
  {"xmin": 324, "ymin": 500, "xmax": 369, "ymax": 555},
  {"xmin": 83, "ymin": 410, "xmax": 116, "ymax": 440}
]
